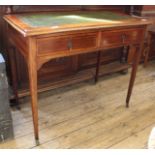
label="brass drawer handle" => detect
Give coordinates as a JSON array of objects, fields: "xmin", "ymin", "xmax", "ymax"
[
  {"xmin": 67, "ymin": 40, "xmax": 72, "ymax": 50},
  {"xmin": 121, "ymin": 34, "xmax": 127, "ymax": 44}
]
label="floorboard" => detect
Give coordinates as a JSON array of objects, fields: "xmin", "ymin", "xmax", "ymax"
[{"xmin": 1, "ymin": 61, "xmax": 155, "ymax": 149}]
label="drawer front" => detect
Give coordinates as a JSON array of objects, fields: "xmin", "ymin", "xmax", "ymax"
[
  {"xmin": 37, "ymin": 33, "xmax": 98, "ymax": 56},
  {"xmin": 71, "ymin": 33, "xmax": 98, "ymax": 52},
  {"xmin": 101, "ymin": 28, "xmax": 144, "ymax": 48},
  {"xmin": 37, "ymin": 36, "xmax": 70, "ymax": 55}
]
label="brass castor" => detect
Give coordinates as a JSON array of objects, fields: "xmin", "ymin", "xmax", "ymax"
[{"xmin": 35, "ymin": 139, "xmax": 40, "ymax": 146}]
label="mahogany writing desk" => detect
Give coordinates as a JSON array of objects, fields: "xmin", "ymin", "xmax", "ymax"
[{"xmin": 4, "ymin": 11, "xmax": 150, "ymax": 144}]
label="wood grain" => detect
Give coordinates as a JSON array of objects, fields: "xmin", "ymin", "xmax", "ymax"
[{"xmin": 3, "ymin": 10, "xmax": 150, "ymax": 142}]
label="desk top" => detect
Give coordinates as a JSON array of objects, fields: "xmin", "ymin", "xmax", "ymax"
[{"xmin": 4, "ymin": 11, "xmax": 151, "ymax": 37}]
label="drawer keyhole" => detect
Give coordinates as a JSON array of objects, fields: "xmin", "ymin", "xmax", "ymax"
[{"xmin": 67, "ymin": 40, "xmax": 72, "ymax": 50}]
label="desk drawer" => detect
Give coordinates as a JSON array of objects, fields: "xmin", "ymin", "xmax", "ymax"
[
  {"xmin": 37, "ymin": 33, "xmax": 98, "ymax": 55},
  {"xmin": 37, "ymin": 36, "xmax": 69, "ymax": 55},
  {"xmin": 71, "ymin": 33, "xmax": 98, "ymax": 52},
  {"xmin": 101, "ymin": 28, "xmax": 144, "ymax": 48}
]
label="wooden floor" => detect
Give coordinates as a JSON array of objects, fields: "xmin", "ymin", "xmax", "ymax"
[{"xmin": 1, "ymin": 61, "xmax": 155, "ymax": 149}]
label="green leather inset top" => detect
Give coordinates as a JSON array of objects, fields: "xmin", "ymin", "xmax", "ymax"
[{"xmin": 17, "ymin": 11, "xmax": 131, "ymax": 27}]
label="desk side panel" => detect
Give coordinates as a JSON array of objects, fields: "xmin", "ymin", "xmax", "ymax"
[{"xmin": 8, "ymin": 25, "xmax": 28, "ymax": 59}]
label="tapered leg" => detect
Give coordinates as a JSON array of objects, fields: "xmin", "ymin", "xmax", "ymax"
[
  {"xmin": 28, "ymin": 57, "xmax": 39, "ymax": 145},
  {"xmin": 144, "ymin": 32, "xmax": 152, "ymax": 67},
  {"xmin": 95, "ymin": 51, "xmax": 101, "ymax": 83},
  {"xmin": 144, "ymin": 46, "xmax": 150, "ymax": 67},
  {"xmin": 126, "ymin": 45, "xmax": 142, "ymax": 107},
  {"xmin": 120, "ymin": 46, "xmax": 128, "ymax": 74},
  {"xmin": 9, "ymin": 46, "xmax": 20, "ymax": 109},
  {"xmin": 27, "ymin": 37, "xmax": 39, "ymax": 145}
]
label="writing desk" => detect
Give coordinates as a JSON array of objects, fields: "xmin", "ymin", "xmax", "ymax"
[{"xmin": 4, "ymin": 11, "xmax": 150, "ymax": 144}]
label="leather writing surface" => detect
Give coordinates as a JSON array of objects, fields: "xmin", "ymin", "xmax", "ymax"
[{"xmin": 16, "ymin": 11, "xmax": 130, "ymax": 27}]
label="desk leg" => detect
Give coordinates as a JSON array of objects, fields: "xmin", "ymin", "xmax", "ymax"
[
  {"xmin": 95, "ymin": 51, "xmax": 101, "ymax": 83},
  {"xmin": 144, "ymin": 46, "xmax": 150, "ymax": 67},
  {"xmin": 126, "ymin": 45, "xmax": 142, "ymax": 107},
  {"xmin": 144, "ymin": 32, "xmax": 151, "ymax": 67},
  {"xmin": 120, "ymin": 46, "xmax": 128, "ymax": 74},
  {"xmin": 9, "ymin": 46, "xmax": 20, "ymax": 109},
  {"xmin": 28, "ymin": 55, "xmax": 39, "ymax": 145}
]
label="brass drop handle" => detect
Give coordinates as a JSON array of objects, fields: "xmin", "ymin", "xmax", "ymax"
[
  {"xmin": 67, "ymin": 39, "xmax": 72, "ymax": 50},
  {"xmin": 121, "ymin": 34, "xmax": 126, "ymax": 44}
]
